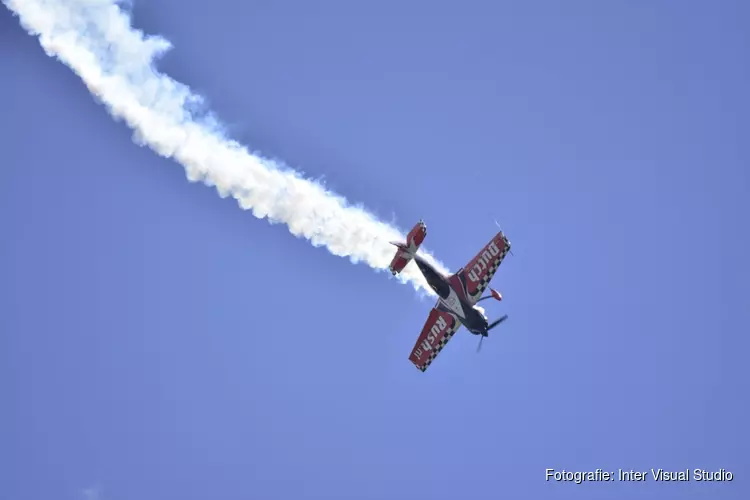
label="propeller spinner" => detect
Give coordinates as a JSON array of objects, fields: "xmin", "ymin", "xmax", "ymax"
[{"xmin": 476, "ymin": 315, "xmax": 509, "ymax": 353}]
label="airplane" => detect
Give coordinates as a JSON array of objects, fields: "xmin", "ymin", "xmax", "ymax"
[{"xmin": 389, "ymin": 220, "xmax": 512, "ymax": 372}]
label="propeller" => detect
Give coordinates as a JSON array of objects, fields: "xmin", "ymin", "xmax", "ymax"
[
  {"xmin": 487, "ymin": 314, "xmax": 508, "ymax": 331},
  {"xmin": 476, "ymin": 315, "xmax": 508, "ymax": 353}
]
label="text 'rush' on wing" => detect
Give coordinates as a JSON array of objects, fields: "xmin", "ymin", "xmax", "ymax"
[
  {"xmin": 388, "ymin": 220, "xmax": 427, "ymax": 275},
  {"xmin": 409, "ymin": 307, "xmax": 461, "ymax": 372},
  {"xmin": 454, "ymin": 232, "xmax": 511, "ymax": 305}
]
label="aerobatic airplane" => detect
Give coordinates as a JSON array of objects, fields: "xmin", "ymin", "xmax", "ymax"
[{"xmin": 389, "ymin": 220, "xmax": 512, "ymax": 372}]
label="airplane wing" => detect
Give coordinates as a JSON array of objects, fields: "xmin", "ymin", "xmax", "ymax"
[
  {"xmin": 454, "ymin": 232, "xmax": 511, "ymax": 305},
  {"xmin": 408, "ymin": 306, "xmax": 462, "ymax": 372}
]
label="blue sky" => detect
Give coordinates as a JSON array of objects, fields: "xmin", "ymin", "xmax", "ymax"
[{"xmin": 1, "ymin": 1, "xmax": 748, "ymax": 499}]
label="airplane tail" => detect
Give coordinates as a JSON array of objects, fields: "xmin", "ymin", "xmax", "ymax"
[{"xmin": 388, "ymin": 220, "xmax": 427, "ymax": 275}]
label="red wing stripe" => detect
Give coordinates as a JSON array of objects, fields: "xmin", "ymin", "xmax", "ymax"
[
  {"xmin": 408, "ymin": 308, "xmax": 461, "ymax": 372},
  {"xmin": 460, "ymin": 232, "xmax": 511, "ymax": 304}
]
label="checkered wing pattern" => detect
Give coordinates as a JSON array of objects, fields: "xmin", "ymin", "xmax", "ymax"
[
  {"xmin": 408, "ymin": 307, "xmax": 461, "ymax": 372},
  {"xmin": 457, "ymin": 232, "xmax": 511, "ymax": 305}
]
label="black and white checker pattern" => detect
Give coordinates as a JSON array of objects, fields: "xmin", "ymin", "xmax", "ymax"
[
  {"xmin": 414, "ymin": 318, "xmax": 461, "ymax": 372},
  {"xmin": 470, "ymin": 233, "xmax": 511, "ymax": 303}
]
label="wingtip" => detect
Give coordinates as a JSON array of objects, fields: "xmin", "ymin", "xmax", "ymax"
[{"xmin": 411, "ymin": 361, "xmax": 427, "ymax": 372}]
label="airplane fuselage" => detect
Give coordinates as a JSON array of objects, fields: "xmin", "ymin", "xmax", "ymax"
[{"xmin": 413, "ymin": 255, "xmax": 490, "ymax": 336}]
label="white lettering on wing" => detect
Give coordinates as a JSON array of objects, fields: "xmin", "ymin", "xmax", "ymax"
[
  {"xmin": 468, "ymin": 241, "xmax": 500, "ymax": 282},
  {"xmin": 414, "ymin": 315, "xmax": 448, "ymax": 357}
]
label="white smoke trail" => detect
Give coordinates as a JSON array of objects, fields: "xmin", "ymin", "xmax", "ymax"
[{"xmin": 3, "ymin": 0, "xmax": 450, "ymax": 296}]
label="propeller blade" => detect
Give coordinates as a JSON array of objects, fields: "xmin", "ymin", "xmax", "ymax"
[
  {"xmin": 487, "ymin": 314, "xmax": 509, "ymax": 331},
  {"xmin": 476, "ymin": 335, "xmax": 484, "ymax": 353}
]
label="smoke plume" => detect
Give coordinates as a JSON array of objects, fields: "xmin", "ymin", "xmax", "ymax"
[{"xmin": 3, "ymin": 0, "xmax": 450, "ymax": 296}]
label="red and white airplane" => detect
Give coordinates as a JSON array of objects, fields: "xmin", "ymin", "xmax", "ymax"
[{"xmin": 389, "ymin": 220, "xmax": 512, "ymax": 372}]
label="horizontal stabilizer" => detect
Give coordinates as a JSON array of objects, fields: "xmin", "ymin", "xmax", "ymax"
[{"xmin": 388, "ymin": 220, "xmax": 427, "ymax": 275}]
